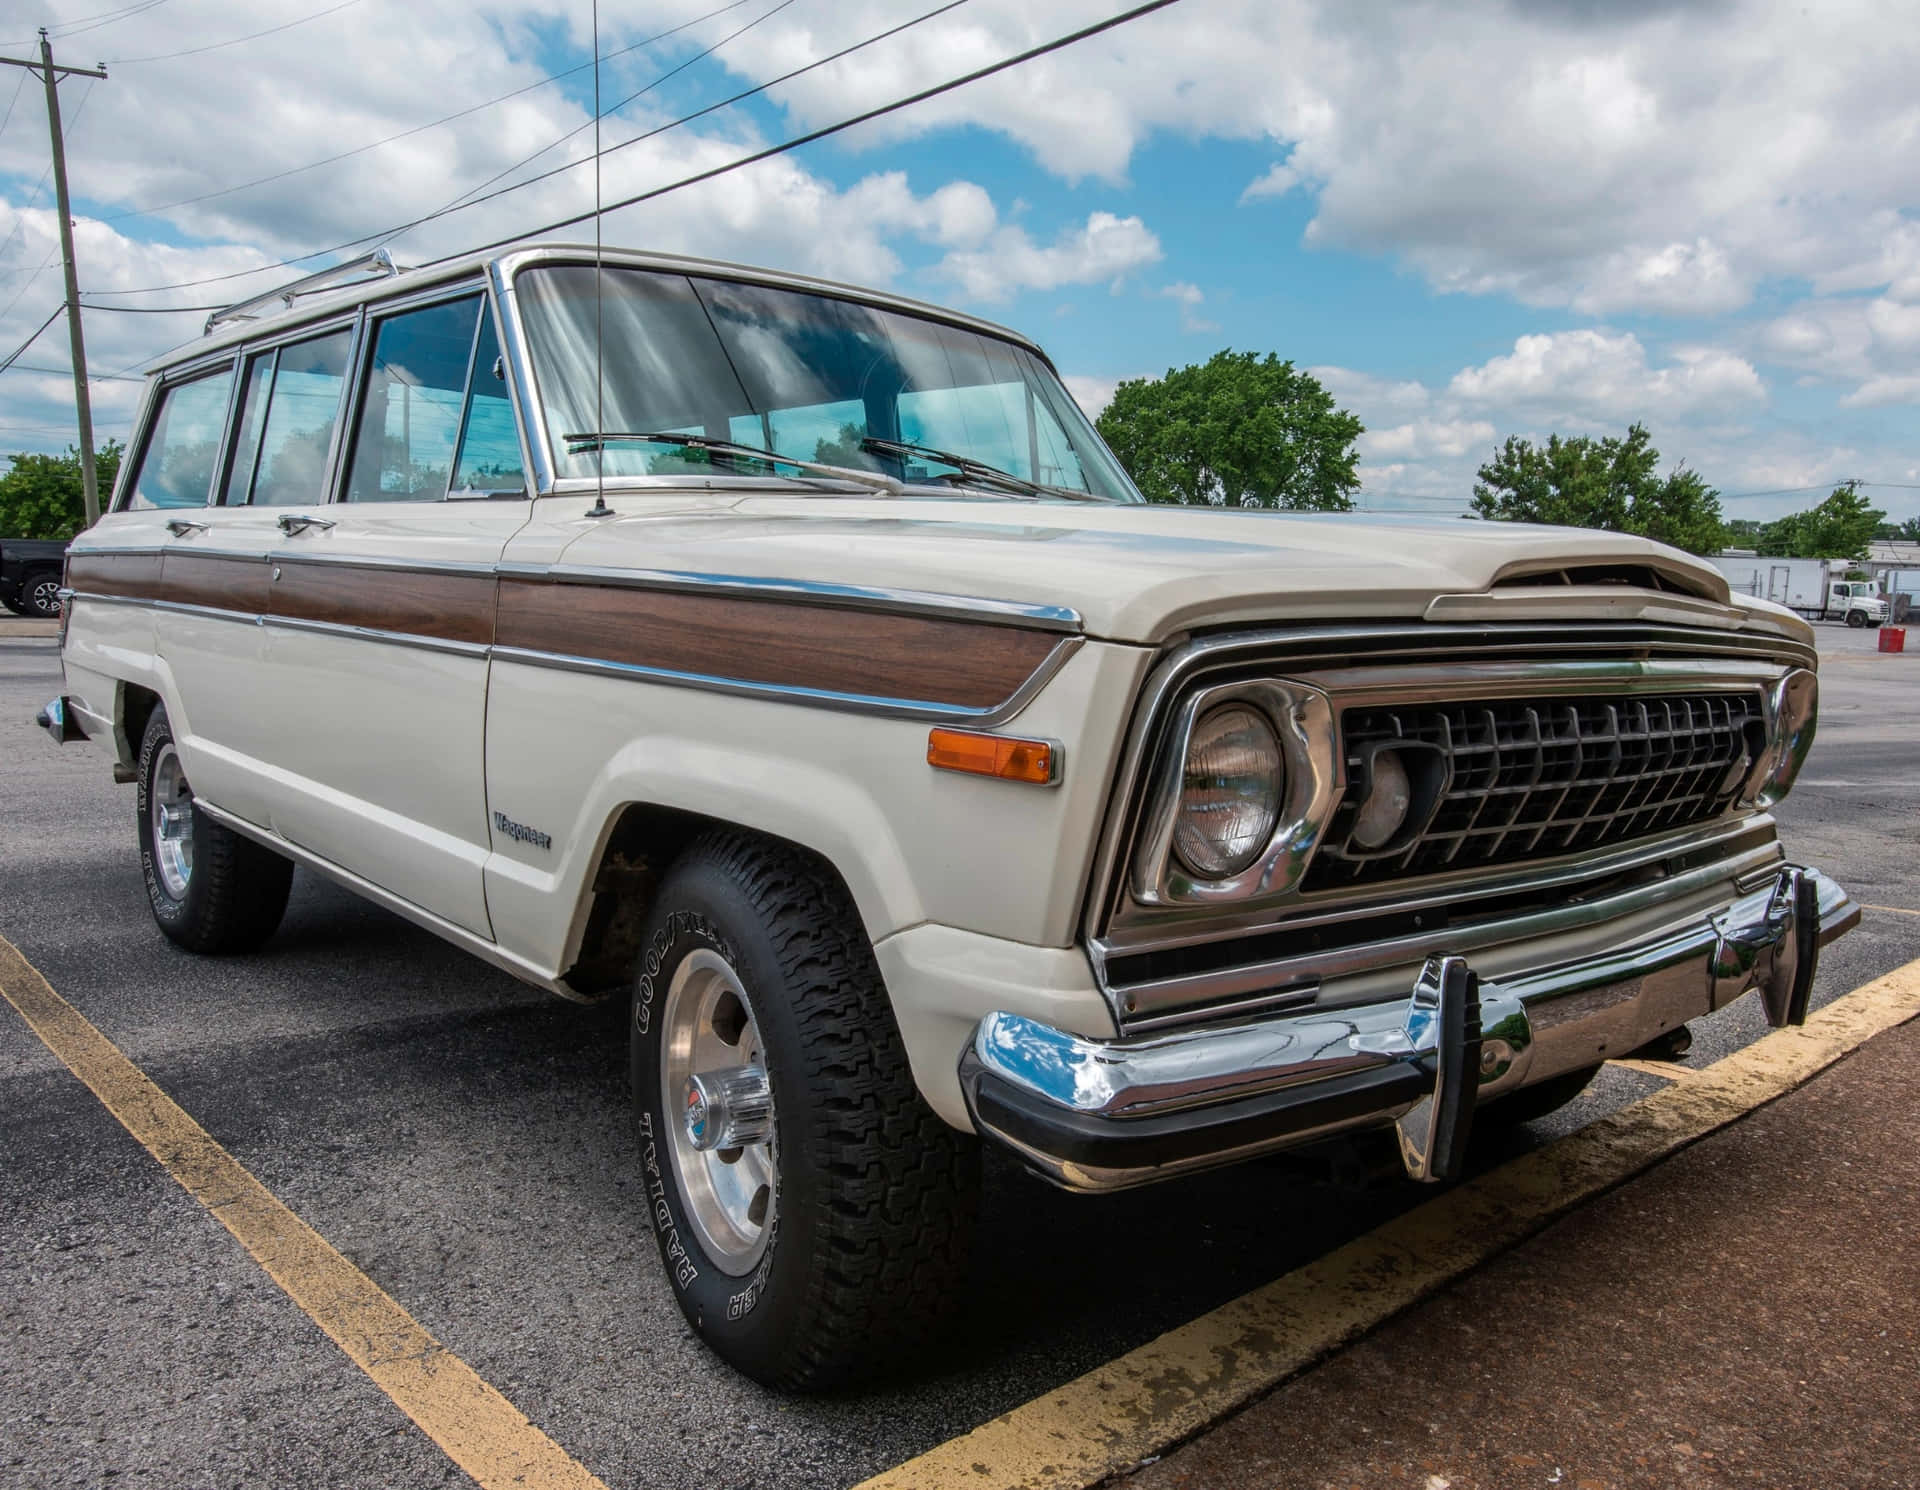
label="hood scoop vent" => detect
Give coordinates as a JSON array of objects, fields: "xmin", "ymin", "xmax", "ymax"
[{"xmin": 1492, "ymin": 561, "xmax": 1716, "ymax": 602}]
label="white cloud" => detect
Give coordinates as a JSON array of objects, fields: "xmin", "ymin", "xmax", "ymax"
[
  {"xmin": 1840, "ymin": 376, "xmax": 1920, "ymax": 409},
  {"xmin": 1360, "ymin": 418, "xmax": 1498, "ymax": 462},
  {"xmin": 935, "ymin": 211, "xmax": 1161, "ymax": 303},
  {"xmin": 1158, "ymin": 281, "xmax": 1220, "ymax": 333},
  {"xmin": 1063, "ymin": 374, "xmax": 1122, "ymax": 417},
  {"xmin": 1447, "ymin": 331, "xmax": 1765, "ymax": 422}
]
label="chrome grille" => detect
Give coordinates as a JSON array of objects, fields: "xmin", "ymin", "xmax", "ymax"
[{"xmin": 1307, "ymin": 690, "xmax": 1766, "ymax": 890}]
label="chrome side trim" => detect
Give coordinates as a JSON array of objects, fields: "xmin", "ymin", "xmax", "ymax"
[
  {"xmin": 492, "ymin": 635, "xmax": 1082, "ymax": 726},
  {"xmin": 273, "ymin": 549, "xmax": 510, "ymax": 579},
  {"xmin": 522, "ymin": 563, "xmax": 1084, "ymax": 633},
  {"xmin": 262, "ymin": 614, "xmax": 492, "ymax": 659},
  {"xmin": 69, "ymin": 591, "xmax": 241, "ymax": 624},
  {"xmin": 64, "ymin": 589, "xmax": 1079, "ymax": 721},
  {"xmin": 191, "ymin": 799, "xmax": 583, "ymax": 1002}
]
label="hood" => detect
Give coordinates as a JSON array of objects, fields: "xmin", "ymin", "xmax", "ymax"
[{"xmin": 549, "ymin": 493, "xmax": 1812, "ymax": 648}]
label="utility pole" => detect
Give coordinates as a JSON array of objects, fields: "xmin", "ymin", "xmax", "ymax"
[{"xmin": 1, "ymin": 32, "xmax": 108, "ymax": 526}]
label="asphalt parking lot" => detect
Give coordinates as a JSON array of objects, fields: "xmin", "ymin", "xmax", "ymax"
[{"xmin": 3, "ymin": 617, "xmax": 1917, "ymax": 1490}]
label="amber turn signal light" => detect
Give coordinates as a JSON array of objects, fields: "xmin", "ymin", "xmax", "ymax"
[{"xmin": 927, "ymin": 728, "xmax": 1057, "ymax": 785}]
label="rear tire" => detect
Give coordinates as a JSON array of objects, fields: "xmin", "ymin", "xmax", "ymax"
[
  {"xmin": 136, "ymin": 707, "xmax": 294, "ymax": 953},
  {"xmin": 1479, "ymin": 1063, "xmax": 1602, "ymax": 1125},
  {"xmin": 629, "ymin": 831, "xmax": 979, "ymax": 1390}
]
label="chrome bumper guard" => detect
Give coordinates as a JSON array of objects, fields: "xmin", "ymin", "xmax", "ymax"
[
  {"xmin": 35, "ymin": 695, "xmax": 85, "ymax": 745},
  {"xmin": 959, "ymin": 865, "xmax": 1858, "ymax": 1193}
]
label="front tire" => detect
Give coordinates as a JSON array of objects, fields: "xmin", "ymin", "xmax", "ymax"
[
  {"xmin": 630, "ymin": 832, "xmax": 979, "ymax": 1390},
  {"xmin": 1846, "ymin": 609, "xmax": 1868, "ymax": 628},
  {"xmin": 136, "ymin": 707, "xmax": 294, "ymax": 953}
]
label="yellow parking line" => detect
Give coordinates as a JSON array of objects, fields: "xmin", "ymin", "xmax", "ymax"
[
  {"xmin": 1607, "ymin": 1056, "xmax": 1696, "ymax": 1081},
  {"xmin": 0, "ymin": 935, "xmax": 609, "ymax": 1490},
  {"xmin": 1865, "ymin": 903, "xmax": 1920, "ymax": 918},
  {"xmin": 858, "ymin": 956, "xmax": 1920, "ymax": 1490}
]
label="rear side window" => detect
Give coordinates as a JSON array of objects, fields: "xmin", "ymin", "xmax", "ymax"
[
  {"xmin": 223, "ymin": 329, "xmax": 353, "ymax": 506},
  {"xmin": 125, "ymin": 367, "xmax": 234, "ymax": 509},
  {"xmin": 344, "ymin": 292, "xmax": 524, "ymax": 502}
]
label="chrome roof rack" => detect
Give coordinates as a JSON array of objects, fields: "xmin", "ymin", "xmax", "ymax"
[{"xmin": 203, "ymin": 249, "xmax": 403, "ymax": 335}]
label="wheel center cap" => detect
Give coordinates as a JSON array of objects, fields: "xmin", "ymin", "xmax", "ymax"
[{"xmin": 682, "ymin": 1065, "xmax": 773, "ymax": 1152}]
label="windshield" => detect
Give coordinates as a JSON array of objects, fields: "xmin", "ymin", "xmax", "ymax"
[{"xmin": 515, "ymin": 264, "xmax": 1141, "ymax": 502}]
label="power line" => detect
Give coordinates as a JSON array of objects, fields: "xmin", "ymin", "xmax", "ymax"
[
  {"xmin": 0, "ymin": 0, "xmax": 169, "ymax": 49},
  {"xmin": 48, "ymin": 0, "xmax": 171, "ymax": 43},
  {"xmin": 77, "ymin": 298, "xmax": 221, "ymax": 311},
  {"xmin": 444, "ymin": 0, "xmax": 1187, "ymax": 262},
  {"xmin": 5, "ymin": 357, "xmax": 143, "ymax": 380},
  {"xmin": 0, "ymin": 75, "xmax": 97, "ymax": 317},
  {"xmin": 92, "ymin": 0, "xmax": 986, "ymax": 297},
  {"xmin": 423, "ymin": 0, "xmax": 804, "ymax": 228},
  {"xmin": 0, "ymin": 66, "xmax": 25, "ymax": 143},
  {"xmin": 95, "ymin": 0, "xmax": 758, "ymax": 225},
  {"xmin": 0, "ymin": 304, "xmax": 63, "ymax": 374},
  {"xmin": 105, "ymin": 0, "xmax": 367, "ymax": 64}
]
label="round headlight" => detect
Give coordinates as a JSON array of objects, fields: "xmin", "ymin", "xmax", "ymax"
[{"xmin": 1173, "ymin": 705, "xmax": 1283, "ymax": 879}]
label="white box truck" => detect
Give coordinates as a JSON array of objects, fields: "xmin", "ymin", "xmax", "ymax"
[{"xmin": 1711, "ymin": 555, "xmax": 1888, "ymax": 625}]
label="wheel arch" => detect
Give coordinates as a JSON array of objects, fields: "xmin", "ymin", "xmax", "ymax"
[{"xmin": 558, "ymin": 802, "xmax": 895, "ymax": 1000}]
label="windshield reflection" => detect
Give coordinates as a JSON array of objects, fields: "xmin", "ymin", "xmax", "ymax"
[{"xmin": 515, "ymin": 264, "xmax": 1141, "ymax": 502}]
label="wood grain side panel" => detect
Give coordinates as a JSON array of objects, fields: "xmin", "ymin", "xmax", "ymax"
[
  {"xmin": 66, "ymin": 551, "xmax": 164, "ymax": 598},
  {"xmin": 496, "ymin": 579, "xmax": 1060, "ymax": 709},
  {"xmin": 157, "ymin": 552, "xmax": 271, "ymax": 614},
  {"xmin": 269, "ymin": 564, "xmax": 497, "ymax": 647}
]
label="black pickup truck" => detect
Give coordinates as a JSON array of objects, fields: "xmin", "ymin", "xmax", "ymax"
[{"xmin": 1, "ymin": 537, "xmax": 70, "ymax": 618}]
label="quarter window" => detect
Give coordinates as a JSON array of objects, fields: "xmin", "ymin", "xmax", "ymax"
[
  {"xmin": 449, "ymin": 311, "xmax": 527, "ymax": 496},
  {"xmin": 125, "ymin": 367, "xmax": 234, "ymax": 509}
]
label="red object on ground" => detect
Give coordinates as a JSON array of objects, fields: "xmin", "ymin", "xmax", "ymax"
[{"xmin": 1879, "ymin": 625, "xmax": 1907, "ymax": 653}]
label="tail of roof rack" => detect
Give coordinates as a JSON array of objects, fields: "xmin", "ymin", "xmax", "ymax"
[{"xmin": 204, "ymin": 249, "xmax": 404, "ymax": 335}]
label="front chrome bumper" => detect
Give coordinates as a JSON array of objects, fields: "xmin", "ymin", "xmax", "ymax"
[{"xmin": 959, "ymin": 865, "xmax": 1858, "ymax": 1193}]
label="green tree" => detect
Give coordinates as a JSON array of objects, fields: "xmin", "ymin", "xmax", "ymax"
[
  {"xmin": 0, "ymin": 442, "xmax": 124, "ymax": 539},
  {"xmin": 1095, "ymin": 351, "xmax": 1362, "ymax": 510},
  {"xmin": 1755, "ymin": 483, "xmax": 1885, "ymax": 560},
  {"xmin": 1468, "ymin": 423, "xmax": 1727, "ymax": 555},
  {"xmin": 1875, "ymin": 515, "xmax": 1920, "ymax": 542}
]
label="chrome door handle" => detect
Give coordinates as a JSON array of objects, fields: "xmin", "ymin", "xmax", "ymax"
[
  {"xmin": 276, "ymin": 513, "xmax": 337, "ymax": 534},
  {"xmin": 165, "ymin": 518, "xmax": 209, "ymax": 536}
]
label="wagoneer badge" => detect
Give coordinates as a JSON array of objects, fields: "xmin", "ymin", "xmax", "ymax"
[{"xmin": 492, "ymin": 812, "xmax": 552, "ymax": 851}]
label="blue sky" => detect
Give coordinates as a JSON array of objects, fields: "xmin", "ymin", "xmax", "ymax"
[{"xmin": 1, "ymin": 0, "xmax": 1915, "ymax": 522}]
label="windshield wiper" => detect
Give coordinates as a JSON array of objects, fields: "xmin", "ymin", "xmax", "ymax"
[
  {"xmin": 562, "ymin": 431, "xmax": 904, "ymax": 496},
  {"xmin": 859, "ymin": 436, "xmax": 1101, "ymax": 501}
]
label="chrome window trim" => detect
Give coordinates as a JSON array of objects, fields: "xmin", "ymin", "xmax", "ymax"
[{"xmin": 487, "ymin": 262, "xmax": 551, "ymax": 496}]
